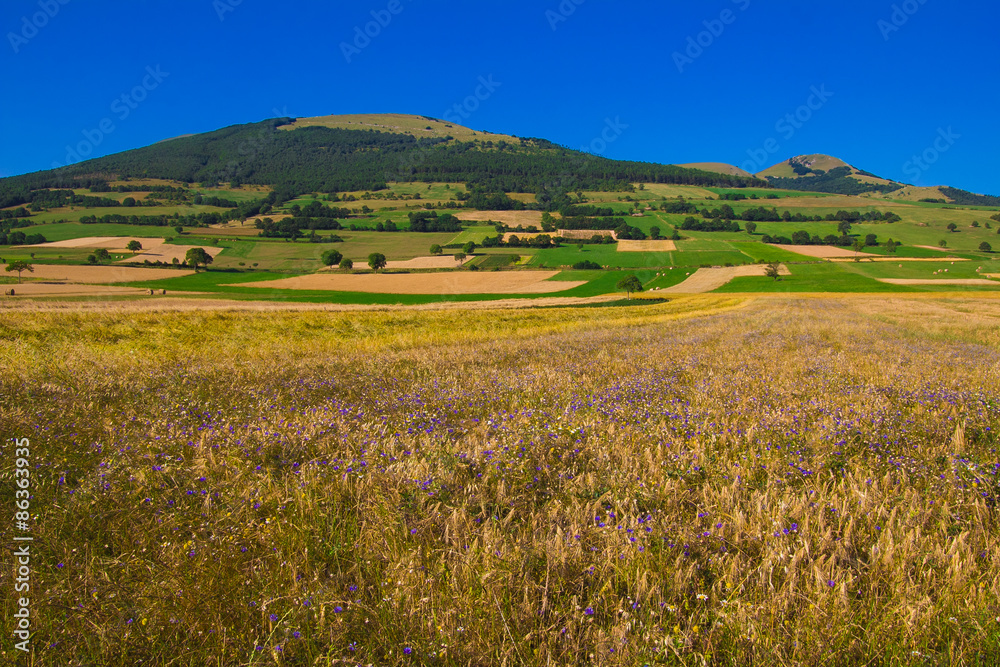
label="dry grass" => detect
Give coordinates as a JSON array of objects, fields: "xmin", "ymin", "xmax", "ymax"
[
  {"xmin": 878, "ymin": 278, "xmax": 998, "ymax": 286},
  {"xmin": 617, "ymin": 240, "xmax": 677, "ymax": 252},
  {"xmin": 456, "ymin": 211, "xmax": 545, "ymax": 227},
  {"xmin": 2, "ymin": 296, "xmax": 999, "ymax": 665},
  {"xmin": 24, "ymin": 236, "xmax": 166, "ymax": 250},
  {"xmin": 0, "ymin": 284, "xmax": 154, "ymax": 297},
  {"xmin": 18, "ymin": 264, "xmax": 195, "ymax": 283},
  {"xmin": 677, "ymin": 163, "xmax": 752, "ymax": 178}
]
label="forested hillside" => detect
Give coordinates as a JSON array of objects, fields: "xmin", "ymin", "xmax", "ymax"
[{"xmin": 0, "ymin": 118, "xmax": 765, "ymax": 208}]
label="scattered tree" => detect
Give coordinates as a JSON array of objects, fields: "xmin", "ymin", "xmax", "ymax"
[
  {"xmin": 174, "ymin": 226, "xmax": 184, "ymax": 235},
  {"xmin": 947, "ymin": 223, "xmax": 958, "ymax": 233},
  {"xmin": 430, "ymin": 244, "xmax": 443, "ymax": 255},
  {"xmin": 939, "ymin": 239, "xmax": 948, "ymax": 248},
  {"xmin": 5, "ymin": 260, "xmax": 33, "ymax": 284},
  {"xmin": 616, "ymin": 275, "xmax": 644, "ymax": 300},
  {"xmin": 837, "ymin": 220, "xmax": 852, "ymax": 235},
  {"xmin": 340, "ymin": 258, "xmax": 354, "ymax": 270},
  {"xmin": 455, "ymin": 252, "xmax": 467, "ymax": 264},
  {"xmin": 980, "ymin": 241, "xmax": 993, "ymax": 252},
  {"xmin": 865, "ymin": 234, "xmax": 878, "ymax": 247},
  {"xmin": 765, "ymin": 262, "xmax": 782, "ymax": 281},
  {"xmin": 885, "ymin": 239, "xmax": 899, "ymax": 253},
  {"xmin": 321, "ymin": 249, "xmax": 343, "ymax": 267},
  {"xmin": 745, "ymin": 222, "xmax": 757, "ymax": 235},
  {"xmin": 367, "ymin": 253, "xmax": 387, "ymax": 273},
  {"xmin": 126, "ymin": 240, "xmax": 143, "ymax": 254},
  {"xmin": 852, "ymin": 238, "xmax": 866, "ymax": 260},
  {"xmin": 185, "ymin": 247, "xmax": 213, "ymax": 272},
  {"xmin": 650, "ymin": 226, "xmax": 661, "ymax": 240},
  {"xmin": 94, "ymin": 248, "xmax": 112, "ymax": 263},
  {"xmin": 462, "ymin": 241, "xmax": 477, "ymax": 254}
]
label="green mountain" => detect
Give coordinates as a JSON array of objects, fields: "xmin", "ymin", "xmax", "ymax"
[{"xmin": 0, "ymin": 114, "xmax": 765, "ymax": 210}]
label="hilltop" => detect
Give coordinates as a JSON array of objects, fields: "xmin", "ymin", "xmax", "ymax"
[
  {"xmin": 758, "ymin": 154, "xmax": 1000, "ymax": 205},
  {"xmin": 277, "ymin": 113, "xmax": 518, "ymax": 143},
  {"xmin": 678, "ymin": 162, "xmax": 753, "ymax": 178}
]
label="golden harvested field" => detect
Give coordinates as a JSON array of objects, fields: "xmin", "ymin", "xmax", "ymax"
[
  {"xmin": 773, "ymin": 244, "xmax": 877, "ymax": 259},
  {"xmin": 19, "ymin": 264, "xmax": 195, "ymax": 283},
  {"xmin": 456, "ymin": 210, "xmax": 544, "ymax": 227},
  {"xmin": 3, "ymin": 296, "xmax": 1000, "ymax": 665},
  {"xmin": 234, "ymin": 271, "xmax": 585, "ymax": 294},
  {"xmin": 617, "ymin": 239, "xmax": 677, "ymax": 252},
  {"xmin": 25, "ymin": 236, "xmax": 165, "ymax": 250},
  {"xmin": 662, "ymin": 264, "xmax": 790, "ymax": 293},
  {"xmin": 0, "ymin": 284, "xmax": 154, "ymax": 297}
]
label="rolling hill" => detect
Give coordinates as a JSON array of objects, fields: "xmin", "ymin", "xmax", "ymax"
[
  {"xmin": 0, "ymin": 114, "xmax": 765, "ymax": 210},
  {"xmin": 758, "ymin": 154, "xmax": 1000, "ymax": 205}
]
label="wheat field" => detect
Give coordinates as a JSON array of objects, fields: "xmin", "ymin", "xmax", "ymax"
[{"xmin": 1, "ymin": 296, "xmax": 998, "ymax": 666}]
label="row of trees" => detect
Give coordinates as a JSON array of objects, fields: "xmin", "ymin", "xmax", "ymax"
[
  {"xmin": 760, "ymin": 231, "xmax": 897, "ymax": 251},
  {"xmin": 680, "ymin": 217, "xmax": 741, "ymax": 232},
  {"xmin": 407, "ymin": 212, "xmax": 463, "ymax": 233},
  {"xmin": 0, "ymin": 231, "xmax": 46, "ymax": 245}
]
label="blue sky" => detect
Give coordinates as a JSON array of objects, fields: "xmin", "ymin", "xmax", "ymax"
[{"xmin": 2, "ymin": 0, "xmax": 998, "ymax": 194}]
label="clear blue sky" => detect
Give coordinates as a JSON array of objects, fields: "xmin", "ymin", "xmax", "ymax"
[{"xmin": 2, "ymin": 0, "xmax": 997, "ymax": 194}]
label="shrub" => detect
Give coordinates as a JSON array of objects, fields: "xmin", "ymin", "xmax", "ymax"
[
  {"xmin": 572, "ymin": 260, "xmax": 602, "ymax": 270},
  {"xmin": 321, "ymin": 250, "xmax": 343, "ymax": 267}
]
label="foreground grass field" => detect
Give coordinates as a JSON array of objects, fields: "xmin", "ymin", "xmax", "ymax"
[{"xmin": 2, "ymin": 296, "xmax": 999, "ymax": 665}]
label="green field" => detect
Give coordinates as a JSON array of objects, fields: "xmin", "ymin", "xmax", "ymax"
[{"xmin": 3, "ymin": 179, "xmax": 999, "ymax": 303}]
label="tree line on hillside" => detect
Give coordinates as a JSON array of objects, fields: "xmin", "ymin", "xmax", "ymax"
[
  {"xmin": 766, "ymin": 167, "xmax": 903, "ymax": 195},
  {"xmin": 938, "ymin": 187, "xmax": 1000, "ymax": 207},
  {"xmin": 0, "ymin": 118, "xmax": 766, "ymax": 212}
]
